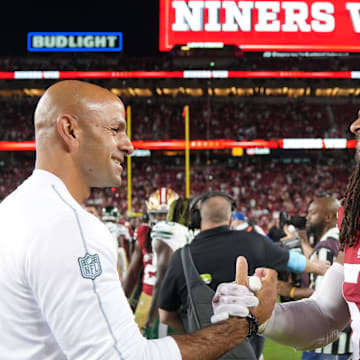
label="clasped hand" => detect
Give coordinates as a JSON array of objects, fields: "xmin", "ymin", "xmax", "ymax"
[{"xmin": 211, "ymin": 256, "xmax": 278, "ymax": 326}]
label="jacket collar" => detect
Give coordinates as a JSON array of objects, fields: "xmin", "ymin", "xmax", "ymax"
[{"xmin": 193, "ymin": 225, "xmax": 231, "ymax": 242}]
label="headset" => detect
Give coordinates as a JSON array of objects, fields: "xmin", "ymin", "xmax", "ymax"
[{"xmin": 188, "ymin": 191, "xmax": 237, "ymax": 230}]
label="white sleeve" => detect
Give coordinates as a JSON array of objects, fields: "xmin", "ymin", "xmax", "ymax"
[
  {"xmin": 118, "ymin": 225, "xmax": 131, "ymax": 240},
  {"xmin": 263, "ymin": 262, "xmax": 350, "ymax": 350},
  {"xmin": 151, "ymin": 222, "xmax": 189, "ymax": 252},
  {"xmin": 26, "ymin": 211, "xmax": 181, "ymax": 360}
]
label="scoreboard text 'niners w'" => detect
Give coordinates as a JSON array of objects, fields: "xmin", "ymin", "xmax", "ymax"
[{"xmin": 159, "ymin": 0, "xmax": 360, "ymax": 52}]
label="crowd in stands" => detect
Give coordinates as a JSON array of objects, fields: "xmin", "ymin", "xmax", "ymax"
[
  {"xmin": 0, "ymin": 52, "xmax": 359, "ymax": 71},
  {"xmin": 0, "ymin": 97, "xmax": 357, "ymax": 141},
  {"xmin": 0, "ymin": 86, "xmax": 357, "ymax": 234},
  {"xmin": 0, "ymin": 152, "xmax": 353, "ymax": 232},
  {"xmin": 0, "ymin": 97, "xmax": 35, "ymax": 141},
  {"xmin": 130, "ymin": 101, "xmax": 358, "ymax": 140}
]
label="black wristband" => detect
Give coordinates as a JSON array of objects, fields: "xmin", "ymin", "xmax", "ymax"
[{"xmin": 246, "ymin": 313, "xmax": 259, "ymax": 337}]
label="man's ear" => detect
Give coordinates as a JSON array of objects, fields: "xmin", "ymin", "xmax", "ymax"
[{"xmin": 56, "ymin": 114, "xmax": 80, "ymax": 151}]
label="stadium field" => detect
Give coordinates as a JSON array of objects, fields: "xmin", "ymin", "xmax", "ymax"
[{"xmin": 263, "ymin": 338, "xmax": 302, "ymax": 360}]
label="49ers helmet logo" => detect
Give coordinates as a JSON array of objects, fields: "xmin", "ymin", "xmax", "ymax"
[{"xmin": 146, "ymin": 188, "xmax": 179, "ymax": 214}]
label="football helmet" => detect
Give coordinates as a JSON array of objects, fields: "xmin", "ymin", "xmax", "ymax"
[
  {"xmin": 146, "ymin": 188, "xmax": 179, "ymax": 216},
  {"xmin": 102, "ymin": 206, "xmax": 120, "ymax": 222}
]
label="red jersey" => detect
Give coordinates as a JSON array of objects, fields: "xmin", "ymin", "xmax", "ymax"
[
  {"xmin": 135, "ymin": 224, "xmax": 155, "ymax": 296},
  {"xmin": 339, "ymin": 206, "xmax": 360, "ymax": 358}
]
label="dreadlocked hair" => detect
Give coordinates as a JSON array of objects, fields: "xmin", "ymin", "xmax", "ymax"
[
  {"xmin": 145, "ymin": 226, "xmax": 153, "ymax": 253},
  {"xmin": 167, "ymin": 197, "xmax": 191, "ymax": 227},
  {"xmin": 340, "ymin": 164, "xmax": 360, "ymax": 250}
]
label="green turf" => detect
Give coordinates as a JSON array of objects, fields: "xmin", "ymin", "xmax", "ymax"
[{"xmin": 263, "ymin": 338, "xmax": 303, "ymax": 360}]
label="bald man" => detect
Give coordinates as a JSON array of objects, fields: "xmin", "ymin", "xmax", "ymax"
[{"xmin": 0, "ymin": 80, "xmax": 277, "ymax": 360}]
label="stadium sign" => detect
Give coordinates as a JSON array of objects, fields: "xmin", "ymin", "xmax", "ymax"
[
  {"xmin": 28, "ymin": 32, "xmax": 123, "ymax": 52},
  {"xmin": 159, "ymin": 0, "xmax": 360, "ymax": 52},
  {"xmin": 0, "ymin": 138, "xmax": 353, "ymax": 151}
]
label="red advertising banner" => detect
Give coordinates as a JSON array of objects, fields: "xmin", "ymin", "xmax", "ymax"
[
  {"xmin": 0, "ymin": 70, "xmax": 356, "ymax": 79},
  {"xmin": 0, "ymin": 139, "xmax": 356, "ymax": 151},
  {"xmin": 159, "ymin": 0, "xmax": 360, "ymax": 52}
]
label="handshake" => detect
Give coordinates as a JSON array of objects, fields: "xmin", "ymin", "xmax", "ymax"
[{"xmin": 211, "ymin": 256, "xmax": 278, "ymax": 332}]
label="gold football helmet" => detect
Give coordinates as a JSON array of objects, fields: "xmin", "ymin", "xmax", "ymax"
[{"xmin": 146, "ymin": 188, "xmax": 179, "ymax": 215}]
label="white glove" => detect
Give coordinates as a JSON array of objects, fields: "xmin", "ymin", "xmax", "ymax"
[{"xmin": 210, "ymin": 276, "xmax": 261, "ymax": 324}]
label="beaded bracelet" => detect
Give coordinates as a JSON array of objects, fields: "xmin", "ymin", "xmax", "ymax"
[{"xmin": 246, "ymin": 313, "xmax": 259, "ymax": 337}]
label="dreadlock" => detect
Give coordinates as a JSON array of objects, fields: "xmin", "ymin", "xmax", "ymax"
[
  {"xmin": 167, "ymin": 197, "xmax": 191, "ymax": 226},
  {"xmin": 340, "ymin": 164, "xmax": 360, "ymax": 250}
]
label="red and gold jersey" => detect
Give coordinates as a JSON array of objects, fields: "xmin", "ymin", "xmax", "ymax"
[
  {"xmin": 339, "ymin": 206, "xmax": 360, "ymax": 358},
  {"xmin": 135, "ymin": 224, "xmax": 156, "ymax": 296}
]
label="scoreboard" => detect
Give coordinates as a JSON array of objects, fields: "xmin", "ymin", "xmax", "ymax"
[{"xmin": 159, "ymin": 0, "xmax": 360, "ymax": 52}]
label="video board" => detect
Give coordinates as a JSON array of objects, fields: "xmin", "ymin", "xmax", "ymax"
[{"xmin": 159, "ymin": 0, "xmax": 360, "ymax": 52}]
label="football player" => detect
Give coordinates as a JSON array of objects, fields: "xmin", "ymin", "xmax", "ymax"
[
  {"xmin": 143, "ymin": 197, "xmax": 193, "ymax": 339},
  {"xmin": 102, "ymin": 205, "xmax": 131, "ymax": 281},
  {"xmin": 122, "ymin": 188, "xmax": 178, "ymax": 331}
]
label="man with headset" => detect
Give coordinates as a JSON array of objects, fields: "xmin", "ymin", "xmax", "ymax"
[{"xmin": 158, "ymin": 191, "xmax": 330, "ymax": 359}]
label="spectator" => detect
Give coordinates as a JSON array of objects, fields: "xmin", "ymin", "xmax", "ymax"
[{"xmin": 231, "ymin": 211, "xmax": 267, "ymax": 236}]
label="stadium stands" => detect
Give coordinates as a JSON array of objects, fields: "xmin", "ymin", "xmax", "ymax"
[
  {"xmin": 0, "ymin": 97, "xmax": 357, "ymax": 141},
  {"xmin": 0, "ymin": 52, "xmax": 359, "ymax": 71},
  {"xmin": 0, "ymin": 53, "xmax": 358, "ymax": 234},
  {"xmin": 0, "ymin": 150, "xmax": 353, "ymax": 232}
]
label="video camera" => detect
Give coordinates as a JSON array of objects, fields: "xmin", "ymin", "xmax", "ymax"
[
  {"xmin": 278, "ymin": 211, "xmax": 307, "ymax": 301},
  {"xmin": 279, "ymin": 210, "xmax": 307, "ymax": 230}
]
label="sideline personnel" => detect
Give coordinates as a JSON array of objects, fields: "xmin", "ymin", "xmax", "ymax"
[
  {"xmin": 158, "ymin": 192, "xmax": 328, "ymax": 359},
  {"xmin": 0, "ymin": 80, "xmax": 276, "ymax": 360},
  {"xmin": 212, "ymin": 113, "xmax": 360, "ymax": 360}
]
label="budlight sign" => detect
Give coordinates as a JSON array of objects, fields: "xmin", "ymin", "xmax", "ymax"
[
  {"xmin": 28, "ymin": 32, "xmax": 123, "ymax": 52},
  {"xmin": 159, "ymin": 0, "xmax": 360, "ymax": 52}
]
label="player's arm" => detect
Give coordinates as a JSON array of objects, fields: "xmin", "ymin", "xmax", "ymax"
[
  {"xmin": 257, "ymin": 233, "xmax": 329, "ymax": 276},
  {"xmin": 304, "ymin": 254, "xmax": 330, "ymax": 275},
  {"xmin": 117, "ymin": 247, "xmax": 128, "ymax": 282},
  {"xmin": 119, "ymin": 227, "xmax": 132, "ymax": 262},
  {"xmin": 122, "ymin": 241, "xmax": 143, "ymax": 298},
  {"xmin": 335, "ymin": 249, "xmax": 344, "ymax": 265},
  {"xmin": 145, "ymin": 239, "xmax": 173, "ymax": 328},
  {"xmin": 287, "ymin": 249, "xmax": 330, "ymax": 275},
  {"xmin": 284, "ymin": 245, "xmax": 337, "ymax": 300},
  {"xmin": 172, "ymin": 256, "xmax": 278, "ymax": 360},
  {"xmin": 253, "ymin": 234, "xmax": 330, "ymax": 274},
  {"xmin": 262, "ymin": 260, "xmax": 349, "ymax": 350},
  {"xmin": 277, "ymin": 276, "xmax": 314, "ymax": 299},
  {"xmin": 172, "ymin": 317, "xmax": 249, "ymax": 360},
  {"xmin": 298, "ymin": 229, "xmax": 313, "ymax": 258}
]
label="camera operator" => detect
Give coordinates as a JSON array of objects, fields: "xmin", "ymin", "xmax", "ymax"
[
  {"xmin": 278, "ymin": 197, "xmax": 352, "ymax": 359},
  {"xmin": 267, "ymin": 212, "xmax": 286, "ymax": 243},
  {"xmin": 277, "ymin": 210, "xmax": 315, "ymax": 301}
]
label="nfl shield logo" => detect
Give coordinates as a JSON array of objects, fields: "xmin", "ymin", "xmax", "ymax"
[{"xmin": 78, "ymin": 253, "xmax": 102, "ymax": 280}]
